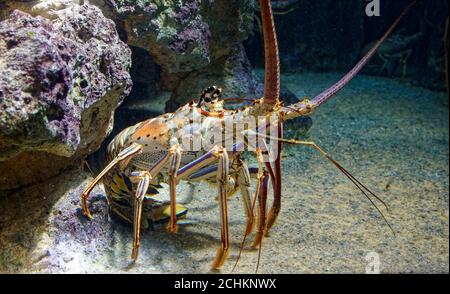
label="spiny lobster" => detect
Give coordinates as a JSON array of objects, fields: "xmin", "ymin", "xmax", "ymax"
[{"xmin": 81, "ymin": 0, "xmax": 415, "ymax": 271}]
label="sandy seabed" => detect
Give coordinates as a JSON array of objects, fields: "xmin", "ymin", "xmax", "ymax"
[{"xmin": 0, "ymin": 72, "xmax": 448, "ymax": 273}]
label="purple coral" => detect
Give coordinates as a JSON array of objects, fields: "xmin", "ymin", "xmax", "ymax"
[
  {"xmin": 168, "ymin": 0, "xmax": 211, "ymax": 57},
  {"xmin": 169, "ymin": 19, "xmax": 211, "ymax": 55},
  {"xmin": 0, "ymin": 11, "xmax": 82, "ymax": 150},
  {"xmin": 174, "ymin": 0, "xmax": 202, "ymax": 19},
  {"xmin": 0, "ymin": 5, "xmax": 132, "ymax": 190}
]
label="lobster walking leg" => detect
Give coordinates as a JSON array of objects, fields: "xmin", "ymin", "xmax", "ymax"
[
  {"xmin": 129, "ymin": 145, "xmax": 183, "ymax": 234},
  {"xmin": 175, "ymin": 146, "xmax": 234, "ymax": 269},
  {"xmin": 239, "ymin": 128, "xmax": 278, "ymax": 241},
  {"xmin": 234, "ymin": 158, "xmax": 255, "ymax": 236},
  {"xmin": 81, "ymin": 143, "xmax": 143, "ymax": 218},
  {"xmin": 127, "ymin": 146, "xmax": 185, "ymax": 258},
  {"xmin": 188, "ymin": 160, "xmax": 255, "ymax": 237},
  {"xmin": 232, "ymin": 159, "xmax": 265, "ymax": 273},
  {"xmin": 129, "ymin": 171, "xmax": 151, "ymax": 260},
  {"xmin": 266, "ymin": 122, "xmax": 283, "ymax": 234},
  {"xmin": 253, "ymin": 169, "xmax": 270, "ymax": 273},
  {"xmin": 213, "ymin": 147, "xmax": 231, "ymax": 269},
  {"xmin": 167, "ymin": 146, "xmax": 182, "ymax": 233},
  {"xmin": 252, "ymin": 170, "xmax": 269, "ymax": 249}
]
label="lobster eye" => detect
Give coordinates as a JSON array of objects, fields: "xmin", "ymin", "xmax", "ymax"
[
  {"xmin": 212, "ymin": 88, "xmax": 222, "ymax": 99},
  {"xmin": 199, "ymin": 86, "xmax": 221, "ymax": 106}
]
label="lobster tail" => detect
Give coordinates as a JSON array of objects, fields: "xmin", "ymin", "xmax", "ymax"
[{"xmin": 259, "ymin": 0, "xmax": 281, "ymax": 107}]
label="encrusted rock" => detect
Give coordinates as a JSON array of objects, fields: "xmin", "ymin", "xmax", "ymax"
[
  {"xmin": 90, "ymin": 0, "xmax": 261, "ymax": 109},
  {"xmin": 166, "ymin": 44, "xmax": 263, "ymax": 109},
  {"xmin": 0, "ymin": 0, "xmax": 84, "ymax": 21},
  {"xmin": 0, "ymin": 4, "xmax": 132, "ymax": 190}
]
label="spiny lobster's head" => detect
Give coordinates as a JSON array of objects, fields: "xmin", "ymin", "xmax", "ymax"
[{"xmin": 197, "ymin": 86, "xmax": 224, "ymax": 113}]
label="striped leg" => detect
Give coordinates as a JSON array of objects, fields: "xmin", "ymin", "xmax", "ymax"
[
  {"xmin": 252, "ymin": 170, "xmax": 269, "ymax": 250},
  {"xmin": 81, "ymin": 143, "xmax": 143, "ymax": 218},
  {"xmin": 129, "ymin": 171, "xmax": 151, "ymax": 260},
  {"xmin": 232, "ymin": 152, "xmax": 269, "ymax": 273},
  {"xmin": 167, "ymin": 146, "xmax": 182, "ymax": 233},
  {"xmin": 234, "ymin": 158, "xmax": 255, "ymax": 237},
  {"xmin": 243, "ymin": 128, "xmax": 279, "ymax": 236},
  {"xmin": 212, "ymin": 147, "xmax": 231, "ymax": 269},
  {"xmin": 131, "ymin": 145, "xmax": 184, "ymax": 234},
  {"xmin": 171, "ymin": 145, "xmax": 236, "ymax": 269},
  {"xmin": 188, "ymin": 159, "xmax": 254, "ymax": 238},
  {"xmin": 126, "ymin": 146, "xmax": 183, "ymax": 260},
  {"xmin": 241, "ymin": 127, "xmax": 279, "ymax": 236},
  {"xmin": 252, "ymin": 169, "xmax": 269, "ymax": 273},
  {"xmin": 266, "ymin": 122, "xmax": 283, "ymax": 234}
]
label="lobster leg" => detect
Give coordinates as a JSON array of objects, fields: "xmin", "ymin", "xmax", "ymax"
[
  {"xmin": 252, "ymin": 165, "xmax": 269, "ymax": 249},
  {"xmin": 177, "ymin": 146, "xmax": 232, "ymax": 269},
  {"xmin": 266, "ymin": 122, "xmax": 283, "ymax": 234},
  {"xmin": 129, "ymin": 171, "xmax": 151, "ymax": 260},
  {"xmin": 234, "ymin": 158, "xmax": 255, "ymax": 237},
  {"xmin": 188, "ymin": 161, "xmax": 254, "ymax": 237},
  {"xmin": 252, "ymin": 169, "xmax": 269, "ymax": 273},
  {"xmin": 126, "ymin": 146, "xmax": 184, "ymax": 260},
  {"xmin": 167, "ymin": 146, "xmax": 182, "ymax": 233},
  {"xmin": 186, "ymin": 164, "xmax": 220, "ymax": 181},
  {"xmin": 232, "ymin": 165, "xmax": 262, "ymax": 272},
  {"xmin": 81, "ymin": 143, "xmax": 143, "ymax": 218},
  {"xmin": 212, "ymin": 146, "xmax": 231, "ymax": 270},
  {"xmin": 241, "ymin": 129, "xmax": 279, "ymax": 236},
  {"xmin": 175, "ymin": 146, "xmax": 234, "ymax": 269},
  {"xmin": 130, "ymin": 145, "xmax": 183, "ymax": 234}
]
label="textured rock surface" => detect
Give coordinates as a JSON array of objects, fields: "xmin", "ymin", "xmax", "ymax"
[
  {"xmin": 0, "ymin": 0, "xmax": 84, "ymax": 21},
  {"xmin": 0, "ymin": 4, "xmax": 132, "ymax": 190},
  {"xmin": 0, "ymin": 74, "xmax": 447, "ymax": 274},
  {"xmin": 90, "ymin": 0, "xmax": 262, "ymax": 109},
  {"xmin": 166, "ymin": 44, "xmax": 263, "ymax": 109}
]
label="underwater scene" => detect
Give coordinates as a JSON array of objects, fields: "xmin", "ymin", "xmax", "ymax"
[{"xmin": 0, "ymin": 0, "xmax": 448, "ymax": 275}]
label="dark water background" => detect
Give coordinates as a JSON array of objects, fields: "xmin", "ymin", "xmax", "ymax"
[{"xmin": 246, "ymin": 0, "xmax": 448, "ymax": 91}]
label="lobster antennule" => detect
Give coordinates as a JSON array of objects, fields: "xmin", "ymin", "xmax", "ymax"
[
  {"xmin": 308, "ymin": 1, "xmax": 417, "ymax": 107},
  {"xmin": 259, "ymin": 0, "xmax": 281, "ymax": 107}
]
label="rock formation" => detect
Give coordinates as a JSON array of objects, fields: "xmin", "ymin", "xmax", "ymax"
[
  {"xmin": 0, "ymin": 3, "xmax": 132, "ymax": 190},
  {"xmin": 89, "ymin": 0, "xmax": 263, "ymax": 110}
]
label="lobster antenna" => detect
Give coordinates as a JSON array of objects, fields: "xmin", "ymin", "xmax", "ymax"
[
  {"xmin": 259, "ymin": 0, "xmax": 281, "ymax": 106},
  {"xmin": 83, "ymin": 159, "xmax": 95, "ymax": 177},
  {"xmin": 273, "ymin": 6, "xmax": 297, "ymax": 16},
  {"xmin": 309, "ymin": 1, "xmax": 417, "ymax": 107},
  {"xmin": 248, "ymin": 130, "xmax": 396, "ymax": 236},
  {"xmin": 324, "ymin": 155, "xmax": 396, "ymax": 236}
]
